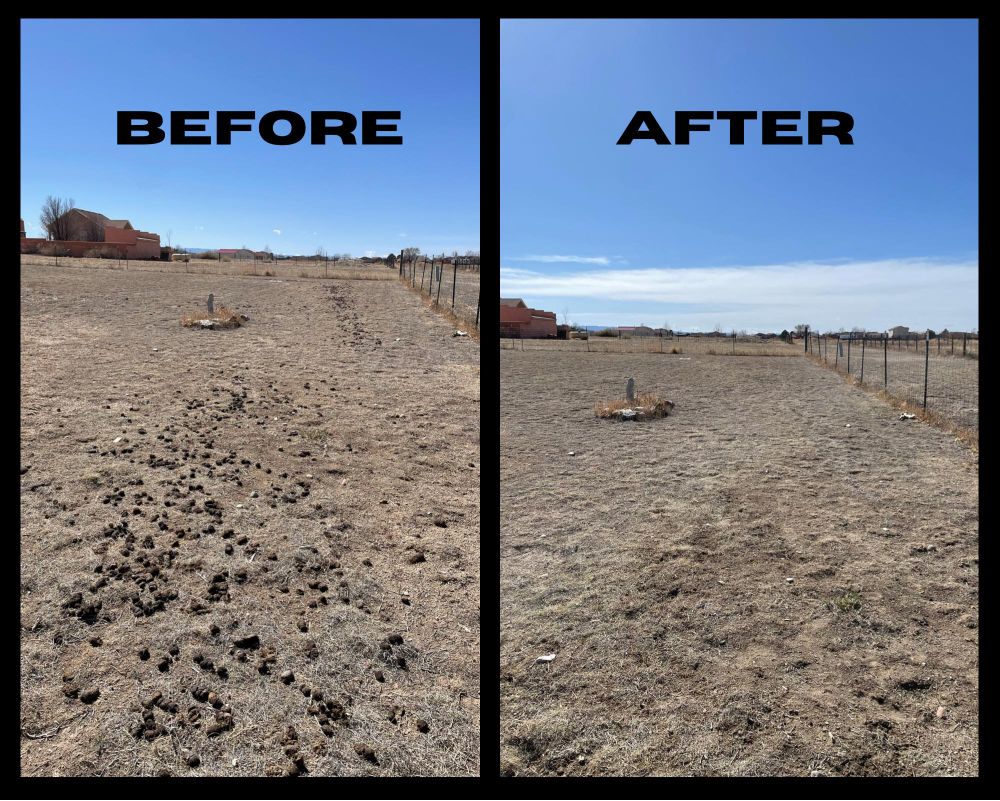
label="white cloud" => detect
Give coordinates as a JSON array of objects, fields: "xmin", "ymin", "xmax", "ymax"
[
  {"xmin": 399, "ymin": 232, "xmax": 407, "ymax": 238},
  {"xmin": 364, "ymin": 250, "xmax": 375, "ymax": 258},
  {"xmin": 500, "ymin": 258, "xmax": 979, "ymax": 332},
  {"xmin": 512, "ymin": 254, "xmax": 611, "ymax": 265},
  {"xmin": 273, "ymin": 228, "xmax": 282, "ymax": 235}
]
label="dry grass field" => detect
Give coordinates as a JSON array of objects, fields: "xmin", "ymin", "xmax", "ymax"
[
  {"xmin": 20, "ymin": 261, "xmax": 480, "ymax": 777},
  {"xmin": 20, "ymin": 253, "xmax": 393, "ymax": 282},
  {"xmin": 500, "ymin": 350, "xmax": 978, "ymax": 777}
]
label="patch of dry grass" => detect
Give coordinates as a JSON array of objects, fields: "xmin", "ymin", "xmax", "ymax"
[
  {"xmin": 594, "ymin": 392, "xmax": 674, "ymax": 419},
  {"xmin": 180, "ymin": 306, "xmax": 245, "ymax": 329}
]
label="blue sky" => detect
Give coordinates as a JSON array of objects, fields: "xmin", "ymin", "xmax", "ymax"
[
  {"xmin": 501, "ymin": 19, "xmax": 978, "ymax": 332},
  {"xmin": 22, "ymin": 19, "xmax": 479, "ymax": 257}
]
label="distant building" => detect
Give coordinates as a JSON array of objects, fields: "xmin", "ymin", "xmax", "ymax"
[
  {"xmin": 219, "ymin": 248, "xmax": 255, "ymax": 261},
  {"xmin": 20, "ymin": 218, "xmax": 25, "ymax": 238},
  {"xmin": 499, "ymin": 298, "xmax": 557, "ymax": 338},
  {"xmin": 886, "ymin": 325, "xmax": 910, "ymax": 339},
  {"xmin": 20, "ymin": 207, "xmax": 160, "ymax": 259}
]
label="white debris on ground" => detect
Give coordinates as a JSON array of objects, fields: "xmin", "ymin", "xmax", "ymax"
[
  {"xmin": 453, "ymin": 330, "xmax": 469, "ymax": 337},
  {"xmin": 535, "ymin": 654, "xmax": 556, "ymax": 664},
  {"xmin": 899, "ymin": 413, "xmax": 917, "ymax": 420}
]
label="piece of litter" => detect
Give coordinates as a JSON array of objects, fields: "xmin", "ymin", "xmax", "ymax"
[
  {"xmin": 845, "ymin": 424, "xmax": 851, "ymax": 428},
  {"xmin": 935, "ymin": 706, "xmax": 946, "ymax": 719},
  {"xmin": 235, "ymin": 503, "xmax": 243, "ymax": 509},
  {"xmin": 341, "ymin": 479, "xmax": 347, "ymax": 486},
  {"xmin": 535, "ymin": 654, "xmax": 556, "ymax": 663},
  {"xmin": 453, "ymin": 330, "xmax": 469, "ymax": 337},
  {"xmin": 112, "ymin": 437, "xmax": 122, "ymax": 443},
  {"xmin": 568, "ymin": 451, "xmax": 575, "ymax": 456},
  {"xmin": 899, "ymin": 413, "xmax": 916, "ymax": 421},
  {"xmin": 152, "ymin": 347, "xmax": 159, "ymax": 352},
  {"xmin": 786, "ymin": 577, "xmax": 794, "ymax": 584}
]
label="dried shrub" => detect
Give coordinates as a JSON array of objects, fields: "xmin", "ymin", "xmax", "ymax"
[
  {"xmin": 181, "ymin": 306, "xmax": 246, "ymax": 330},
  {"xmin": 595, "ymin": 392, "xmax": 674, "ymax": 420}
]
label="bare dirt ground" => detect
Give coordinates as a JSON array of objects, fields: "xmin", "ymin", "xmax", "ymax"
[
  {"xmin": 500, "ymin": 351, "xmax": 978, "ymax": 777},
  {"xmin": 21, "ymin": 262, "xmax": 479, "ymax": 777}
]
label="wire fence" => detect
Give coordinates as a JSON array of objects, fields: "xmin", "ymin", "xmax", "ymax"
[
  {"xmin": 500, "ymin": 331, "xmax": 802, "ymax": 355},
  {"xmin": 806, "ymin": 331, "xmax": 978, "ymax": 434},
  {"xmin": 398, "ymin": 254, "xmax": 480, "ymax": 331}
]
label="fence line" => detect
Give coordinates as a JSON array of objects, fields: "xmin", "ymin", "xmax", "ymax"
[
  {"xmin": 397, "ymin": 253, "xmax": 480, "ymax": 333},
  {"xmin": 806, "ymin": 330, "xmax": 978, "ymax": 434},
  {"xmin": 500, "ymin": 330, "xmax": 802, "ymax": 355}
]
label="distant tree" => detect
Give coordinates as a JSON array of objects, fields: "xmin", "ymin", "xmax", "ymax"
[
  {"xmin": 780, "ymin": 329, "xmax": 791, "ymax": 343},
  {"xmin": 926, "ymin": 329, "xmax": 937, "ymax": 339},
  {"xmin": 561, "ymin": 307, "xmax": 571, "ymax": 326},
  {"xmin": 401, "ymin": 247, "xmax": 421, "ymax": 261},
  {"xmin": 386, "ymin": 253, "xmax": 396, "ymax": 268},
  {"xmin": 40, "ymin": 196, "xmax": 75, "ymax": 241},
  {"xmin": 794, "ymin": 323, "xmax": 809, "ymax": 335}
]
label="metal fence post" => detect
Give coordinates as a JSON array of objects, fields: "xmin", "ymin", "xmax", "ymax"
[
  {"xmin": 451, "ymin": 263, "xmax": 458, "ymax": 308},
  {"xmin": 835, "ymin": 335, "xmax": 839, "ymax": 369},
  {"xmin": 847, "ymin": 333, "xmax": 852, "ymax": 374},
  {"xmin": 923, "ymin": 331, "xmax": 930, "ymax": 409},
  {"xmin": 732, "ymin": 331, "xmax": 736, "ymax": 354},
  {"xmin": 860, "ymin": 335, "xmax": 866, "ymax": 384},
  {"xmin": 963, "ymin": 333, "xmax": 967, "ymax": 357},
  {"xmin": 884, "ymin": 335, "xmax": 888, "ymax": 387}
]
